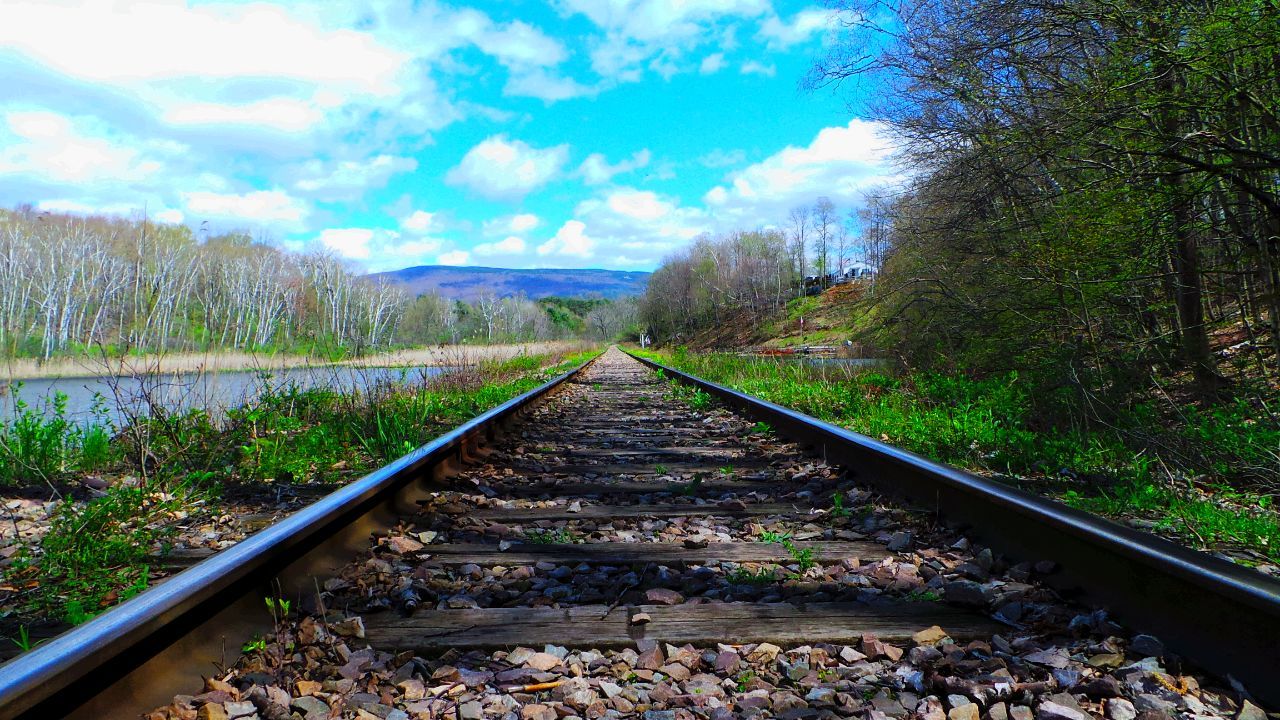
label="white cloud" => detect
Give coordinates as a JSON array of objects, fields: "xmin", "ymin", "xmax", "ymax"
[
  {"xmin": 559, "ymin": 0, "xmax": 769, "ymax": 44},
  {"xmin": 576, "ymin": 149, "xmax": 652, "ymax": 185},
  {"xmin": 505, "ymin": 70, "xmax": 598, "ymax": 102},
  {"xmin": 699, "ymin": 53, "xmax": 726, "ymax": 74},
  {"xmin": 402, "ymin": 210, "xmax": 439, "ymax": 233},
  {"xmin": 559, "ymin": 0, "xmax": 769, "ymax": 81},
  {"xmin": 445, "ymin": 134, "xmax": 569, "ymax": 201},
  {"xmin": 437, "ymin": 250, "xmax": 471, "ymax": 266},
  {"xmin": 318, "ymin": 227, "xmax": 377, "ymax": 259},
  {"xmin": 605, "ymin": 188, "xmax": 670, "ymax": 221},
  {"xmin": 472, "ymin": 19, "xmax": 568, "ymax": 69},
  {"xmin": 537, "ymin": 220, "xmax": 596, "ymax": 258},
  {"xmin": 294, "ymin": 155, "xmax": 417, "ymax": 200},
  {"xmin": 566, "ymin": 187, "xmax": 708, "ymax": 266},
  {"xmin": 0, "ymin": 2, "xmax": 408, "ymax": 96},
  {"xmin": 702, "ymin": 118, "xmax": 901, "ymax": 222},
  {"xmin": 757, "ymin": 8, "xmax": 833, "ymax": 49},
  {"xmin": 154, "ymin": 208, "xmax": 185, "ymax": 224},
  {"xmin": 699, "ymin": 148, "xmax": 746, "ymax": 168},
  {"xmin": 509, "ymin": 213, "xmax": 541, "ymax": 232},
  {"xmin": 182, "ymin": 189, "xmax": 309, "ymax": 225},
  {"xmin": 474, "ymin": 236, "xmax": 528, "ymax": 257},
  {"xmin": 163, "ymin": 99, "xmax": 325, "ymax": 133},
  {"xmin": 740, "ymin": 60, "xmax": 776, "ymax": 77},
  {"xmin": 0, "ymin": 111, "xmax": 166, "ymax": 185}
]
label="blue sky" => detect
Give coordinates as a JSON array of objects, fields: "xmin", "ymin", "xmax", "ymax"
[{"xmin": 0, "ymin": 0, "xmax": 899, "ymax": 272}]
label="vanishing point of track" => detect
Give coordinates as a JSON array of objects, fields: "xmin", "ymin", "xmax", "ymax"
[{"xmin": 0, "ymin": 347, "xmax": 1278, "ymax": 719}]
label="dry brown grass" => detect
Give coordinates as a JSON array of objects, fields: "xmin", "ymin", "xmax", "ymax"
[{"xmin": 0, "ymin": 341, "xmax": 586, "ymax": 380}]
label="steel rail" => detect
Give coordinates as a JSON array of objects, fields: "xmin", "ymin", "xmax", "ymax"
[
  {"xmin": 626, "ymin": 349, "xmax": 1280, "ymax": 705},
  {"xmin": 0, "ymin": 352, "xmax": 600, "ymax": 720}
]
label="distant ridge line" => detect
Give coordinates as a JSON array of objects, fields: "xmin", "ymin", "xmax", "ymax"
[{"xmin": 368, "ymin": 264, "xmax": 650, "ymax": 301}]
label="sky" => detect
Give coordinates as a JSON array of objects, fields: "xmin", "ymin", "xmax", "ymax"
[{"xmin": 0, "ymin": 0, "xmax": 900, "ymax": 272}]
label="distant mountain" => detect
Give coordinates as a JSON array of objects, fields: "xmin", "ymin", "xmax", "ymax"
[{"xmin": 370, "ymin": 265, "xmax": 651, "ymax": 301}]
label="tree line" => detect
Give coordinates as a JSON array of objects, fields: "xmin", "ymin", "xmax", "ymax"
[
  {"xmin": 0, "ymin": 207, "xmax": 635, "ymax": 360},
  {"xmin": 640, "ymin": 197, "xmax": 883, "ymax": 342},
  {"xmin": 804, "ymin": 0, "xmax": 1279, "ymax": 405}
]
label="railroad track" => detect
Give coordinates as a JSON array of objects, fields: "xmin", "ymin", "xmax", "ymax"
[{"xmin": 0, "ymin": 347, "xmax": 1277, "ymax": 719}]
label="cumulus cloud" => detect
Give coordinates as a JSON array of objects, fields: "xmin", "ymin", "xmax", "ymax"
[
  {"xmin": 318, "ymin": 227, "xmax": 377, "ymax": 259},
  {"xmin": 740, "ymin": 60, "xmax": 776, "ymax": 77},
  {"xmin": 474, "ymin": 236, "xmax": 528, "ymax": 257},
  {"xmin": 698, "ymin": 148, "xmax": 746, "ymax": 168},
  {"xmin": 702, "ymin": 118, "xmax": 901, "ymax": 223},
  {"xmin": 293, "ymin": 155, "xmax": 417, "ymax": 200},
  {"xmin": 0, "ymin": 111, "xmax": 168, "ymax": 185},
  {"xmin": 437, "ymin": 250, "xmax": 471, "ymax": 266},
  {"xmin": 401, "ymin": 210, "xmax": 439, "ymax": 233},
  {"xmin": 699, "ymin": 53, "xmax": 727, "ymax": 74},
  {"xmin": 182, "ymin": 189, "xmax": 309, "ymax": 225},
  {"xmin": 505, "ymin": 70, "xmax": 598, "ymax": 102},
  {"xmin": 757, "ymin": 7, "xmax": 833, "ymax": 49},
  {"xmin": 537, "ymin": 220, "xmax": 596, "ymax": 258},
  {"xmin": 484, "ymin": 213, "xmax": 542, "ymax": 236},
  {"xmin": 445, "ymin": 134, "xmax": 569, "ymax": 201},
  {"xmin": 576, "ymin": 149, "xmax": 651, "ymax": 185},
  {"xmin": 558, "ymin": 0, "xmax": 769, "ymax": 82}
]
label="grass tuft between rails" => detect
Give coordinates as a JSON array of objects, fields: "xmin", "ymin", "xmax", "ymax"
[{"xmin": 634, "ymin": 347, "xmax": 1280, "ymax": 564}]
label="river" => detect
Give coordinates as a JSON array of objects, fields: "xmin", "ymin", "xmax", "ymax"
[{"xmin": 0, "ymin": 365, "xmax": 448, "ymax": 426}]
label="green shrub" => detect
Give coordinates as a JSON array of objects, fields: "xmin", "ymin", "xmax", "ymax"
[{"xmin": 15, "ymin": 483, "xmax": 189, "ymax": 623}]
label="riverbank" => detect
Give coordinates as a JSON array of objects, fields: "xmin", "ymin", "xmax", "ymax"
[
  {"xmin": 633, "ymin": 347, "xmax": 1280, "ymax": 569},
  {"xmin": 0, "ymin": 347, "xmax": 598, "ymax": 636},
  {"xmin": 0, "ymin": 341, "xmax": 581, "ymax": 380}
]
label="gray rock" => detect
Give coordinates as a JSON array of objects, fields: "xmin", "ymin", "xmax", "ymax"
[
  {"xmin": 1134, "ymin": 695, "xmax": 1177, "ymax": 714},
  {"xmin": 290, "ymin": 697, "xmax": 330, "ymax": 717},
  {"xmin": 644, "ymin": 712, "xmax": 677, "ymax": 720},
  {"xmin": 1037, "ymin": 701, "xmax": 1090, "ymax": 720},
  {"xmin": 887, "ymin": 532, "xmax": 913, "ymax": 551},
  {"xmin": 1080, "ymin": 676, "xmax": 1123, "ymax": 699},
  {"xmin": 1238, "ymin": 701, "xmax": 1268, "ymax": 720},
  {"xmin": 224, "ymin": 702, "xmax": 258, "ymax": 719},
  {"xmin": 458, "ymin": 701, "xmax": 483, "ymax": 720},
  {"xmin": 943, "ymin": 580, "xmax": 989, "ymax": 606},
  {"xmin": 806, "ymin": 688, "xmax": 836, "ymax": 704},
  {"xmin": 1130, "ymin": 635, "xmax": 1164, "ymax": 658},
  {"xmin": 1106, "ymin": 699, "xmax": 1137, "ymax": 720}
]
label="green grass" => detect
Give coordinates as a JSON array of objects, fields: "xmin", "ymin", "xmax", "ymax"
[
  {"xmin": 0, "ymin": 389, "xmax": 118, "ymax": 486},
  {"xmin": 523, "ymin": 527, "xmax": 579, "ymax": 544},
  {"xmin": 3, "ymin": 347, "xmax": 601, "ymax": 626},
  {"xmin": 637, "ymin": 347, "xmax": 1280, "ymax": 562}
]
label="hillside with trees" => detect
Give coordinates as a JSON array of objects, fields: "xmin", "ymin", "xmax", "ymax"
[{"xmin": 0, "ymin": 207, "xmax": 638, "ymax": 362}]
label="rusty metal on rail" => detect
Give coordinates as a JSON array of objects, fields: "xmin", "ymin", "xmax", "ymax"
[
  {"xmin": 0, "ymin": 353, "xmax": 600, "ymax": 720},
  {"xmin": 626, "ymin": 350, "xmax": 1280, "ymax": 705}
]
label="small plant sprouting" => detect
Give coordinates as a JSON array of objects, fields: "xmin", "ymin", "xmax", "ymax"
[
  {"xmin": 524, "ymin": 527, "xmax": 578, "ymax": 544},
  {"xmin": 653, "ymin": 463, "xmax": 669, "ymax": 474},
  {"xmin": 242, "ymin": 635, "xmax": 268, "ymax": 654},
  {"xmin": 905, "ymin": 589, "xmax": 942, "ymax": 603},
  {"xmin": 265, "ymin": 596, "xmax": 291, "ymax": 622},
  {"xmin": 727, "ymin": 566, "xmax": 777, "ymax": 584},
  {"xmin": 759, "ymin": 531, "xmax": 816, "ymax": 572},
  {"xmin": 718, "ymin": 465, "xmax": 734, "ymax": 476},
  {"xmin": 677, "ymin": 474, "xmax": 704, "ymax": 496},
  {"xmin": 759, "ymin": 530, "xmax": 793, "ymax": 544},
  {"xmin": 10, "ymin": 626, "xmax": 32, "ymax": 652},
  {"xmin": 831, "ymin": 493, "xmax": 850, "ymax": 518},
  {"xmin": 735, "ymin": 670, "xmax": 756, "ymax": 692},
  {"xmin": 751, "ymin": 421, "xmax": 773, "ymax": 435}
]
